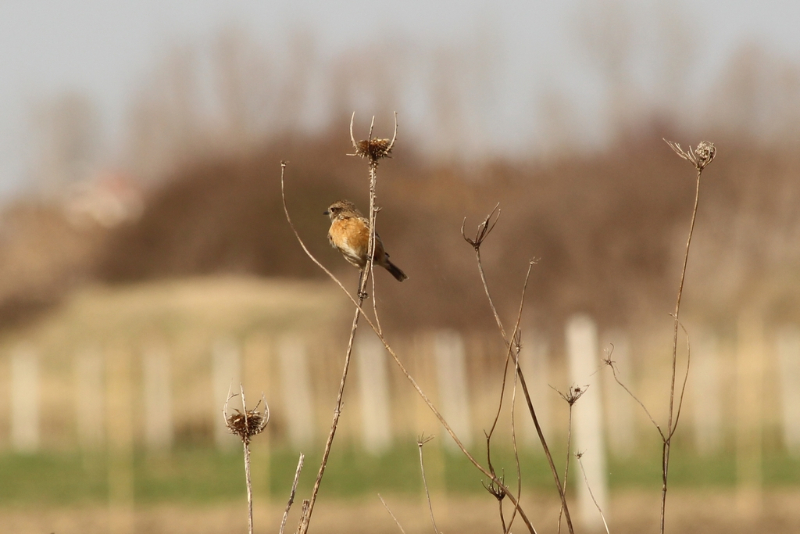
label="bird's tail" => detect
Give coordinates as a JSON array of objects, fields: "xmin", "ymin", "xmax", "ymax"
[{"xmin": 384, "ymin": 260, "xmax": 408, "ymax": 282}]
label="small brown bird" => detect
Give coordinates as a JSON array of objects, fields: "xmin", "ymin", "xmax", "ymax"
[{"xmin": 325, "ymin": 199, "xmax": 407, "ymax": 283}]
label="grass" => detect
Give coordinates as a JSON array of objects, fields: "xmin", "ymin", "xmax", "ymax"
[{"xmin": 1, "ymin": 443, "xmax": 799, "ymax": 506}]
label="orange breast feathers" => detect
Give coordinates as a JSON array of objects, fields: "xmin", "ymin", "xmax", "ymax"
[{"xmin": 328, "ymin": 216, "xmax": 387, "ymax": 269}]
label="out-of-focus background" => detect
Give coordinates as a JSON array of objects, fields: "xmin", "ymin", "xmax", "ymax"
[{"xmin": 2, "ymin": 1, "xmax": 800, "ymax": 532}]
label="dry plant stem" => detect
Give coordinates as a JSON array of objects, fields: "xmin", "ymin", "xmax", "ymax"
[
  {"xmin": 243, "ymin": 440, "xmax": 254, "ymax": 534},
  {"xmin": 378, "ymin": 494, "xmax": 407, "ymax": 534},
  {"xmin": 482, "ymin": 261, "xmax": 533, "ymax": 534},
  {"xmin": 296, "ymin": 214, "xmax": 375, "ymax": 534},
  {"xmin": 228, "ymin": 386, "xmax": 259, "ymax": 534},
  {"xmin": 577, "ymin": 455, "xmax": 610, "ymax": 534},
  {"xmin": 503, "ymin": 356, "xmax": 524, "ymax": 534},
  {"xmin": 297, "ymin": 295, "xmax": 363, "ymax": 534},
  {"xmin": 280, "ymin": 454, "xmax": 305, "ymax": 534},
  {"xmin": 464, "ymin": 212, "xmax": 574, "ymax": 534},
  {"xmin": 296, "ymin": 114, "xmax": 393, "ymax": 534},
  {"xmin": 670, "ymin": 322, "xmax": 692, "ymax": 438},
  {"xmin": 556, "ymin": 405, "xmax": 574, "ymax": 534},
  {"xmin": 280, "ymin": 164, "xmax": 537, "ymax": 534},
  {"xmin": 660, "ymin": 168, "xmax": 702, "ymax": 534},
  {"xmin": 417, "ymin": 437, "xmax": 442, "ymax": 534},
  {"xmin": 606, "ymin": 359, "xmax": 664, "ymax": 438},
  {"xmin": 485, "ymin": 263, "xmax": 531, "ymax": 476}
]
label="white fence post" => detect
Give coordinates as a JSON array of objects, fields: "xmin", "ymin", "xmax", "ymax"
[
  {"xmin": 434, "ymin": 330, "xmax": 473, "ymax": 449},
  {"xmin": 11, "ymin": 344, "xmax": 39, "ymax": 452},
  {"xmin": 566, "ymin": 315, "xmax": 608, "ymax": 532},
  {"xmin": 75, "ymin": 348, "xmax": 105, "ymax": 449},
  {"xmin": 356, "ymin": 334, "xmax": 392, "ymax": 454},
  {"xmin": 278, "ymin": 335, "xmax": 315, "ymax": 447},
  {"xmin": 212, "ymin": 337, "xmax": 242, "ymax": 449},
  {"xmin": 776, "ymin": 325, "xmax": 800, "ymax": 454},
  {"xmin": 143, "ymin": 343, "xmax": 173, "ymax": 451}
]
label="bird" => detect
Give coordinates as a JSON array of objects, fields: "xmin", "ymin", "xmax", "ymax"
[{"xmin": 325, "ymin": 199, "xmax": 408, "ymax": 286}]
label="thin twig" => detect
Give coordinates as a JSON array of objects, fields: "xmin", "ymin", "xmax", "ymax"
[
  {"xmin": 602, "ymin": 355, "xmax": 664, "ymax": 440},
  {"xmin": 504, "ymin": 350, "xmax": 523, "ymax": 534},
  {"xmin": 669, "ymin": 321, "xmax": 692, "ymax": 440},
  {"xmin": 577, "ymin": 453, "xmax": 610, "ymax": 534},
  {"xmin": 556, "ymin": 402, "xmax": 574, "ymax": 534},
  {"xmin": 378, "ymin": 494, "xmax": 407, "ymax": 534},
  {"xmin": 280, "ymin": 454, "xmax": 305, "ymax": 534},
  {"xmin": 464, "ymin": 208, "xmax": 572, "ymax": 534},
  {"xmin": 241, "ymin": 386, "xmax": 255, "ymax": 534},
  {"xmin": 417, "ymin": 435, "xmax": 442, "ymax": 534},
  {"xmin": 284, "ymin": 159, "xmax": 368, "ymax": 534},
  {"xmin": 297, "ymin": 297, "xmax": 363, "ymax": 534}
]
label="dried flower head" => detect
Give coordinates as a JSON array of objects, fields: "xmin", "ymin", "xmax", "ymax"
[
  {"xmin": 348, "ymin": 112, "xmax": 398, "ymax": 164},
  {"xmin": 354, "ymin": 138, "xmax": 393, "ymax": 161},
  {"xmin": 482, "ymin": 472, "xmax": 507, "ymax": 501},
  {"xmin": 461, "ymin": 204, "xmax": 501, "ymax": 251},
  {"xmin": 227, "ymin": 408, "xmax": 268, "ymax": 441},
  {"xmin": 664, "ymin": 139, "xmax": 717, "ymax": 171},
  {"xmin": 223, "ymin": 386, "xmax": 270, "ymax": 444},
  {"xmin": 554, "ymin": 384, "xmax": 589, "ymax": 406}
]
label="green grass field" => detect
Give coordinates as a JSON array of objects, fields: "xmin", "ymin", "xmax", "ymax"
[{"xmin": 1, "ymin": 443, "xmax": 799, "ymax": 506}]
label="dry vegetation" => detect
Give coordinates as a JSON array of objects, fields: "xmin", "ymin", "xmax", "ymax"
[{"xmin": 4, "ymin": 129, "xmax": 799, "ymax": 342}]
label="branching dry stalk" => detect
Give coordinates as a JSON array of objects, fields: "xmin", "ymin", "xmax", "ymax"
[
  {"xmin": 463, "ymin": 209, "xmax": 574, "ymax": 534},
  {"xmin": 281, "ymin": 123, "xmax": 538, "ymax": 534},
  {"xmin": 601, "ymin": 139, "xmax": 715, "ymax": 534},
  {"xmin": 483, "ymin": 264, "xmax": 534, "ymax": 534},
  {"xmin": 660, "ymin": 139, "xmax": 715, "ymax": 533},
  {"xmin": 223, "ymin": 385, "xmax": 269, "ymax": 534}
]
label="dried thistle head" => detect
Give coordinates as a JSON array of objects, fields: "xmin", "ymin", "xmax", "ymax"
[
  {"xmin": 664, "ymin": 139, "xmax": 717, "ymax": 171},
  {"xmin": 223, "ymin": 386, "xmax": 270, "ymax": 444},
  {"xmin": 354, "ymin": 138, "xmax": 394, "ymax": 162},
  {"xmin": 226, "ymin": 408, "xmax": 268, "ymax": 443},
  {"xmin": 348, "ymin": 112, "xmax": 398, "ymax": 164}
]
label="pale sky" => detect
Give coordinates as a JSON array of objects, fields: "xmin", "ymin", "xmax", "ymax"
[{"xmin": 1, "ymin": 0, "xmax": 798, "ymax": 196}]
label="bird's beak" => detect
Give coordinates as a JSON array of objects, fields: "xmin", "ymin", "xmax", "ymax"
[{"xmin": 323, "ymin": 210, "xmax": 330, "ymax": 216}]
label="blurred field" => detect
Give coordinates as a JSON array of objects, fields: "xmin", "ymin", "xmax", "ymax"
[{"xmin": 3, "ymin": 489, "xmax": 800, "ymax": 534}]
